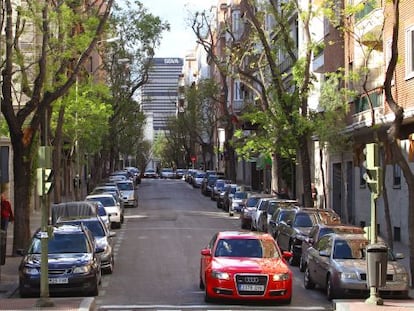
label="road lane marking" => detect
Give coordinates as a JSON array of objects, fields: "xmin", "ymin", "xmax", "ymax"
[{"xmin": 98, "ymin": 305, "xmax": 329, "ymax": 310}]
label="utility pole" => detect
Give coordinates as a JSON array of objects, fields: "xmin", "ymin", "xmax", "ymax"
[
  {"xmin": 363, "ymin": 142, "xmax": 387, "ymax": 305},
  {"xmin": 35, "ymin": 109, "xmax": 54, "ymax": 307}
]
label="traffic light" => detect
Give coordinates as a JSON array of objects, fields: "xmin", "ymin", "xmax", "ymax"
[
  {"xmin": 363, "ymin": 143, "xmax": 382, "ymax": 198},
  {"xmin": 36, "ymin": 168, "xmax": 53, "ymax": 196}
]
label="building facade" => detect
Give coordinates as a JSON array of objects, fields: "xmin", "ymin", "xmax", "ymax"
[{"xmin": 141, "ymin": 58, "xmax": 184, "ymax": 135}]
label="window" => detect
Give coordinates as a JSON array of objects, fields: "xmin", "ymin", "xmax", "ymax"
[
  {"xmin": 354, "ymin": 91, "xmax": 382, "ymax": 113},
  {"xmin": 232, "ymin": 10, "xmax": 243, "ymax": 40},
  {"xmin": 393, "ymin": 164, "xmax": 401, "ymax": 188},
  {"xmin": 405, "ymin": 25, "xmax": 414, "ymax": 80},
  {"xmin": 360, "ymin": 166, "xmax": 366, "ymax": 188},
  {"xmin": 234, "ymin": 80, "xmax": 244, "ymax": 101}
]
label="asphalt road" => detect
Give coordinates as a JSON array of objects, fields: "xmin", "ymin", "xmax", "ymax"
[{"xmin": 95, "ymin": 178, "xmax": 334, "ymax": 310}]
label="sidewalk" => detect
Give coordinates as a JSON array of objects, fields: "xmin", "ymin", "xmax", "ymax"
[{"xmin": 0, "ymin": 209, "xmax": 95, "ymax": 310}]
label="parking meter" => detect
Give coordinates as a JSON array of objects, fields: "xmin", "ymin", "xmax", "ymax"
[{"xmin": 366, "ymin": 243, "xmax": 388, "ymax": 288}]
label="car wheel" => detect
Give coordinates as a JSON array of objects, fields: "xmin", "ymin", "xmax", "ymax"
[
  {"xmin": 105, "ymin": 256, "xmax": 114, "ymax": 274},
  {"xmin": 288, "ymin": 243, "xmax": 299, "ymax": 266},
  {"xmin": 326, "ymin": 274, "xmax": 337, "ymax": 300},
  {"xmin": 19, "ymin": 286, "xmax": 33, "ymax": 298},
  {"xmin": 304, "ymin": 267, "xmax": 315, "ymax": 289},
  {"xmin": 88, "ymin": 276, "xmax": 99, "ymax": 296},
  {"xmin": 299, "ymin": 256, "xmax": 306, "ymax": 272},
  {"xmin": 199, "ymin": 275, "xmax": 205, "ymax": 290},
  {"xmin": 204, "ymin": 276, "xmax": 213, "ymax": 303}
]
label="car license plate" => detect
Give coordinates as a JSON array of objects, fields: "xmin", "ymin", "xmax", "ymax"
[
  {"xmin": 239, "ymin": 284, "xmax": 264, "ymax": 291},
  {"xmin": 48, "ymin": 278, "xmax": 68, "ymax": 284}
]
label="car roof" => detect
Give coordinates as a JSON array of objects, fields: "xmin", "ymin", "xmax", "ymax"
[
  {"xmin": 35, "ymin": 224, "xmax": 85, "ymax": 237},
  {"xmin": 86, "ymin": 193, "xmax": 114, "ymax": 199},
  {"xmin": 216, "ymin": 231, "xmax": 274, "ymax": 241},
  {"xmin": 327, "ymin": 233, "xmax": 368, "ymax": 241}
]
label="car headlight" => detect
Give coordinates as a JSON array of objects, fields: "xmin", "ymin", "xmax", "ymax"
[
  {"xmin": 273, "ymin": 273, "xmax": 290, "ymax": 281},
  {"xmin": 211, "ymin": 270, "xmax": 231, "ymax": 280},
  {"xmin": 23, "ymin": 267, "xmax": 40, "ymax": 275},
  {"xmin": 340, "ymin": 272, "xmax": 358, "ymax": 280},
  {"xmin": 73, "ymin": 266, "xmax": 91, "ymax": 274},
  {"xmin": 394, "ymin": 273, "xmax": 409, "ymax": 282}
]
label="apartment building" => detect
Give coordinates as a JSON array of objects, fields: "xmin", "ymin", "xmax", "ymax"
[
  {"xmin": 311, "ymin": 0, "xmax": 414, "ymax": 244},
  {"xmin": 141, "ymin": 58, "xmax": 184, "ymax": 136}
]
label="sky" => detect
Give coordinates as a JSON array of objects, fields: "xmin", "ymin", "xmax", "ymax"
[{"xmin": 140, "ymin": 0, "xmax": 217, "ymax": 58}]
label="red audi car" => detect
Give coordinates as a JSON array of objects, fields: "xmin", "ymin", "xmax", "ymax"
[{"xmin": 199, "ymin": 231, "xmax": 293, "ymax": 304}]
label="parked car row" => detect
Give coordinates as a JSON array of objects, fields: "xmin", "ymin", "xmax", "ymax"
[
  {"xmin": 194, "ymin": 177, "xmax": 410, "ymax": 303},
  {"xmin": 18, "ymin": 199, "xmax": 120, "ymax": 297},
  {"xmin": 18, "ymin": 168, "xmax": 143, "ymax": 298}
]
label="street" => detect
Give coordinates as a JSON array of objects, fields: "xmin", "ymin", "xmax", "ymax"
[{"xmin": 95, "ymin": 178, "xmax": 333, "ymax": 310}]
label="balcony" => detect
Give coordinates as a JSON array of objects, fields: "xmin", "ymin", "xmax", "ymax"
[
  {"xmin": 355, "ymin": 8, "xmax": 384, "ymax": 51},
  {"xmin": 351, "ymin": 107, "xmax": 385, "ymax": 128}
]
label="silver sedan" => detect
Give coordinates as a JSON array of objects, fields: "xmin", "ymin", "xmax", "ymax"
[{"xmin": 304, "ymin": 233, "xmax": 409, "ymax": 300}]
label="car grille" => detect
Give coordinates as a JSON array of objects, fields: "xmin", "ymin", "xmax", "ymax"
[
  {"xmin": 235, "ymin": 274, "xmax": 268, "ymax": 296},
  {"xmin": 360, "ymin": 273, "xmax": 394, "ymax": 281},
  {"xmin": 49, "ymin": 268, "xmax": 71, "ymax": 276}
]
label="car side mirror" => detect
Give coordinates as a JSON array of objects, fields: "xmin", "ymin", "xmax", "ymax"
[
  {"xmin": 394, "ymin": 252, "xmax": 405, "ymax": 260},
  {"xmin": 286, "ymin": 219, "xmax": 293, "ymax": 226},
  {"xmin": 96, "ymin": 247, "xmax": 105, "ymax": 253},
  {"xmin": 282, "ymin": 251, "xmax": 293, "ymax": 261},
  {"xmin": 201, "ymin": 248, "xmax": 212, "ymax": 257}
]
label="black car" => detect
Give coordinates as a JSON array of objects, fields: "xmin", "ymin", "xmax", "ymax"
[
  {"xmin": 276, "ymin": 208, "xmax": 341, "ymax": 266},
  {"xmin": 56, "ymin": 216, "xmax": 116, "ymax": 274},
  {"xmin": 18, "ymin": 224, "xmax": 101, "ymax": 297},
  {"xmin": 268, "ymin": 205, "xmax": 299, "ymax": 239},
  {"xmin": 257, "ymin": 199, "xmax": 298, "ymax": 233}
]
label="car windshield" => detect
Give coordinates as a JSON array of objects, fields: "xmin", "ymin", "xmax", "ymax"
[
  {"xmin": 215, "ymin": 181, "xmax": 225, "ymax": 188},
  {"xmin": 117, "ymin": 182, "xmax": 133, "ymax": 191},
  {"xmin": 318, "ymin": 211, "xmax": 341, "ymax": 224},
  {"xmin": 214, "ymin": 238, "xmax": 280, "ymax": 259},
  {"xmin": 234, "ymin": 192, "xmax": 247, "ymax": 199},
  {"xmin": 294, "ymin": 214, "xmax": 316, "ymax": 227},
  {"xmin": 63, "ymin": 221, "xmax": 105, "ymax": 237},
  {"xmin": 245, "ymin": 197, "xmax": 260, "ymax": 208},
  {"xmin": 97, "ymin": 205, "xmax": 107, "ymax": 217},
  {"xmin": 87, "ymin": 197, "xmax": 115, "ymax": 207},
  {"xmin": 333, "ymin": 239, "xmax": 368, "ymax": 259},
  {"xmin": 30, "ymin": 234, "xmax": 88, "ymax": 254}
]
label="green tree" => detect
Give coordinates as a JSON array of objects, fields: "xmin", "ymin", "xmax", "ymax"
[
  {"xmin": 192, "ymin": 11, "xmax": 237, "ymax": 180},
  {"xmin": 101, "ymin": 0, "xmax": 170, "ymax": 173},
  {"xmin": 228, "ymin": 0, "xmax": 318, "ymax": 204},
  {"xmin": 1, "ymin": 0, "xmax": 114, "ymax": 254},
  {"xmin": 51, "ymin": 80, "xmax": 113, "ymax": 201}
]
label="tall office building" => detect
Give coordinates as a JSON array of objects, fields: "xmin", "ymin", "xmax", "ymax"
[{"xmin": 141, "ymin": 58, "xmax": 184, "ymax": 139}]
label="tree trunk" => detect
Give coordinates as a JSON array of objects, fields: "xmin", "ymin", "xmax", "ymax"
[
  {"xmin": 11, "ymin": 142, "xmax": 33, "ymax": 255},
  {"xmin": 319, "ymin": 147, "xmax": 327, "ymax": 209},
  {"xmin": 381, "ymin": 157, "xmax": 393, "ymax": 250},
  {"xmin": 52, "ymin": 105, "xmax": 66, "ymax": 204},
  {"xmin": 299, "ymin": 135, "xmax": 313, "ymax": 207}
]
